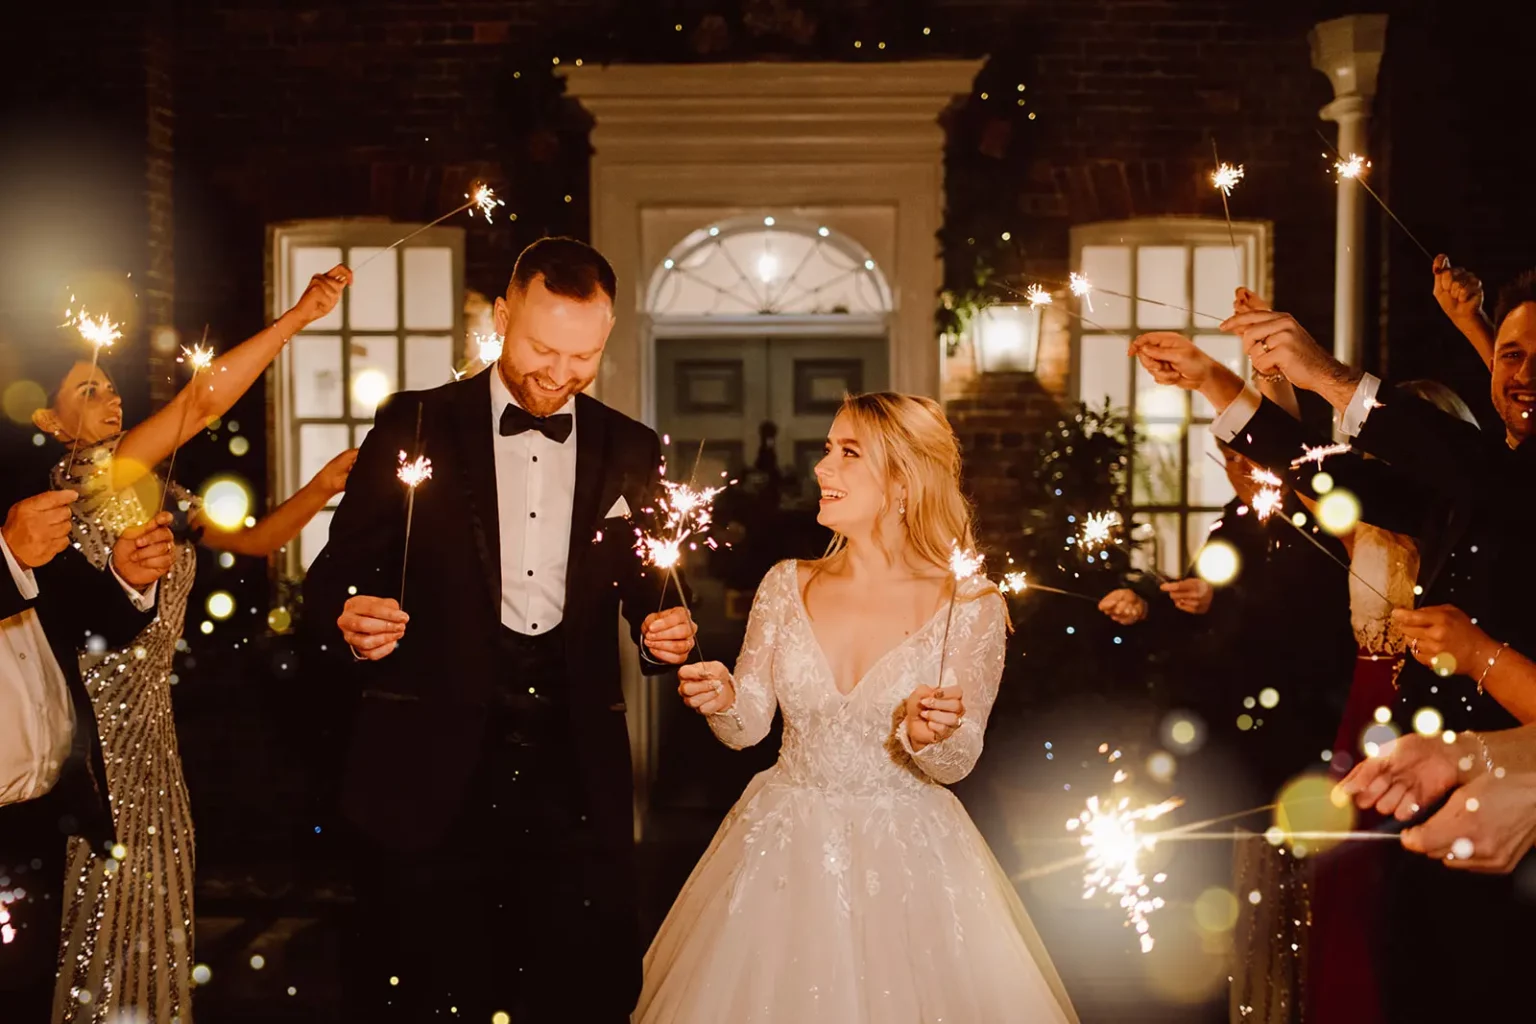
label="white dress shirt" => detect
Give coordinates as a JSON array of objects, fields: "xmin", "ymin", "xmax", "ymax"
[
  {"xmin": 1210, "ymin": 373, "xmax": 1383, "ymax": 443},
  {"xmin": 0, "ymin": 530, "xmax": 156, "ymax": 806},
  {"xmin": 490, "ymin": 367, "xmax": 577, "ymax": 635}
]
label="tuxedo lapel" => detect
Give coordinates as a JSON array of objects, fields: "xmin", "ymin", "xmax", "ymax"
[
  {"xmin": 565, "ymin": 393, "xmax": 611, "ymax": 616},
  {"xmin": 452, "ymin": 370, "xmax": 502, "ymax": 623}
]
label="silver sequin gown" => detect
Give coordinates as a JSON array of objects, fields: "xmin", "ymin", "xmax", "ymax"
[
  {"xmin": 636, "ymin": 560, "xmax": 1078, "ymax": 1023},
  {"xmin": 50, "ymin": 436, "xmax": 198, "ymax": 1024}
]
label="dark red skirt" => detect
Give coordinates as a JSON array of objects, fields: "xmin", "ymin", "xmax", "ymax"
[{"xmin": 1307, "ymin": 651, "xmax": 1401, "ymax": 1024}]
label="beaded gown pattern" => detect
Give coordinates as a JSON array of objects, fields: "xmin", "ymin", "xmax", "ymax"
[
  {"xmin": 50, "ymin": 436, "xmax": 198, "ymax": 1024},
  {"xmin": 636, "ymin": 561, "xmax": 1078, "ymax": 1023}
]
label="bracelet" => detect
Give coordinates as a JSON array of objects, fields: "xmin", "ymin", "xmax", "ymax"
[
  {"xmin": 1464, "ymin": 730, "xmax": 1496, "ymax": 778},
  {"xmin": 1476, "ymin": 643, "xmax": 1509, "ymax": 694}
]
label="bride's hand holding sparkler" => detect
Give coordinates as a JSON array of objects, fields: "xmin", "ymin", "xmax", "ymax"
[
  {"xmin": 283, "ymin": 264, "xmax": 352, "ymax": 331},
  {"xmin": 903, "ymin": 679, "xmax": 966, "ymax": 752},
  {"xmin": 112, "ymin": 511, "xmax": 176, "ymax": 589},
  {"xmin": 678, "ymin": 661, "xmax": 734, "ymax": 715},
  {"xmin": 1393, "ymin": 605, "xmax": 1494, "ymax": 678},
  {"xmin": 642, "ymin": 606, "xmax": 697, "ymax": 665},
  {"xmin": 338, "ymin": 595, "xmax": 409, "ymax": 661},
  {"xmin": 1337, "ymin": 731, "xmax": 1474, "ymax": 821},
  {"xmin": 1130, "ymin": 332, "xmax": 1247, "ymax": 413}
]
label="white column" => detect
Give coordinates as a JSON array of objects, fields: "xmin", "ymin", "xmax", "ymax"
[{"xmin": 1309, "ymin": 15, "xmax": 1388, "ymax": 372}]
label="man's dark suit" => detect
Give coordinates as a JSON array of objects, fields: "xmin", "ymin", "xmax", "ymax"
[
  {"xmin": 0, "ymin": 482, "xmax": 152, "ymax": 1020},
  {"xmin": 1224, "ymin": 387, "xmax": 1536, "ymax": 1024},
  {"xmin": 304, "ymin": 370, "xmax": 672, "ymax": 1022}
]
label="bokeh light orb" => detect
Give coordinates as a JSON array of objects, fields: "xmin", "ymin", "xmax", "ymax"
[
  {"xmin": 1413, "ymin": 707, "xmax": 1445, "ymax": 736},
  {"xmin": 191, "ymin": 964, "xmax": 212, "ymax": 985},
  {"xmin": 1161, "ymin": 711, "xmax": 1205, "ymax": 754},
  {"xmin": 1193, "ymin": 887, "xmax": 1239, "ymax": 933},
  {"xmin": 1274, "ymin": 772, "xmax": 1355, "ymax": 854},
  {"xmin": 352, "ymin": 369, "xmax": 393, "ymax": 411},
  {"xmin": 206, "ymin": 591, "xmax": 235, "ymax": 620},
  {"xmin": 1146, "ymin": 751, "xmax": 1177, "ymax": 783},
  {"xmin": 267, "ymin": 606, "xmax": 293, "ymax": 633},
  {"xmin": 1317, "ymin": 490, "xmax": 1361, "ymax": 535},
  {"xmin": 201, "ymin": 478, "xmax": 252, "ymax": 530},
  {"xmin": 1311, "ymin": 472, "xmax": 1335, "ymax": 495},
  {"xmin": 1362, "ymin": 722, "xmax": 1399, "ymax": 758},
  {"xmin": 1431, "ymin": 652, "xmax": 1457, "ymax": 677},
  {"xmin": 3, "ymin": 380, "xmax": 46, "ymax": 424},
  {"xmin": 1258, "ymin": 687, "xmax": 1280, "ymax": 709},
  {"xmin": 229, "ymin": 436, "xmax": 250, "ymax": 457},
  {"xmin": 1195, "ymin": 540, "xmax": 1240, "ymax": 585}
]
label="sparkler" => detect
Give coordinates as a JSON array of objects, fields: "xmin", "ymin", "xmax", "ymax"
[
  {"xmin": 1069, "ymin": 272, "xmax": 1095, "ymax": 313},
  {"xmin": 1068, "ymin": 794, "xmax": 1184, "ymax": 953},
  {"xmin": 1210, "ymin": 141, "xmax": 1246, "ymax": 282},
  {"xmin": 474, "ymin": 331, "xmax": 504, "ymax": 365},
  {"xmin": 1077, "ymin": 510, "xmax": 1121, "ymax": 551},
  {"xmin": 396, "ymin": 405, "xmax": 432, "ymax": 608},
  {"xmin": 1248, "ymin": 467, "xmax": 1283, "ymax": 523},
  {"xmin": 60, "ymin": 305, "xmax": 123, "ymax": 474},
  {"xmin": 1025, "ymin": 283, "xmax": 1052, "ymax": 308},
  {"xmin": 1320, "ymin": 135, "xmax": 1434, "ymax": 260},
  {"xmin": 997, "ymin": 570, "xmax": 1098, "ymax": 603},
  {"xmin": 934, "ymin": 542, "xmax": 985, "ymax": 697},
  {"xmin": 357, "ymin": 183, "xmax": 505, "ymax": 270},
  {"xmin": 633, "ymin": 446, "xmax": 732, "ymax": 660},
  {"xmin": 1290, "ymin": 442, "xmax": 1352, "ymax": 469},
  {"xmin": 158, "ymin": 331, "xmax": 214, "ymax": 515},
  {"xmin": 0, "ymin": 891, "xmax": 15, "ymax": 944}
]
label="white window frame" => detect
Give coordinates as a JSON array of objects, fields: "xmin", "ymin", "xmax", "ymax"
[
  {"xmin": 1069, "ymin": 217, "xmax": 1272, "ymax": 575},
  {"xmin": 267, "ymin": 219, "xmax": 465, "ymax": 581}
]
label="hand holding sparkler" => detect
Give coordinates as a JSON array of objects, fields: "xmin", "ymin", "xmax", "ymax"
[
  {"xmin": 633, "ymin": 465, "xmax": 729, "ymax": 662},
  {"xmin": 1337, "ymin": 730, "xmax": 1469, "ymax": 821},
  {"xmin": 902, "ymin": 676, "xmax": 967, "ymax": 752},
  {"xmin": 678, "ymin": 660, "xmax": 735, "ymax": 715},
  {"xmin": 642, "ymin": 606, "xmax": 698, "ymax": 665},
  {"xmin": 1158, "ymin": 577, "xmax": 1213, "ymax": 615},
  {"xmin": 1097, "ymin": 587, "xmax": 1148, "ymax": 625},
  {"xmin": 1400, "ymin": 771, "xmax": 1536, "ymax": 873},
  {"xmin": 286, "ymin": 265, "xmax": 352, "ymax": 326},
  {"xmin": 1218, "ymin": 309, "xmax": 1355, "ymax": 400}
]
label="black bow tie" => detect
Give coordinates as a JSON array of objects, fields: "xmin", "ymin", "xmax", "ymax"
[{"xmin": 500, "ymin": 403, "xmax": 573, "ymax": 444}]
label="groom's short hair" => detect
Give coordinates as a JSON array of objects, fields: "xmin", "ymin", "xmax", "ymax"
[{"xmin": 509, "ymin": 237, "xmax": 616, "ymax": 304}]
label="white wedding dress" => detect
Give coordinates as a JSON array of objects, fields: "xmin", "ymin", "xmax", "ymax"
[{"xmin": 636, "ymin": 560, "xmax": 1078, "ymax": 1023}]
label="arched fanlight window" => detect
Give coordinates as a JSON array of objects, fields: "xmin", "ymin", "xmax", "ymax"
[{"xmin": 647, "ymin": 216, "xmax": 892, "ymax": 317}]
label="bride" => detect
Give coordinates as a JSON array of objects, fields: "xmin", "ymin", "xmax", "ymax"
[{"xmin": 636, "ymin": 392, "xmax": 1078, "ymax": 1023}]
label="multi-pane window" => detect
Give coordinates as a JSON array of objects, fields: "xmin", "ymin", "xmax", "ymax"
[
  {"xmin": 1070, "ymin": 218, "xmax": 1270, "ymax": 576},
  {"xmin": 270, "ymin": 222, "xmax": 465, "ymax": 576}
]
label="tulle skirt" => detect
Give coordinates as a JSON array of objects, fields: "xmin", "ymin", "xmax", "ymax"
[{"xmin": 637, "ymin": 767, "xmax": 1078, "ymax": 1023}]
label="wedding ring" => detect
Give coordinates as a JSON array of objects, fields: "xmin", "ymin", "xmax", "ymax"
[
  {"xmin": 1259, "ymin": 340, "xmax": 1272, "ymax": 353},
  {"xmin": 1411, "ymin": 639, "xmax": 1420, "ymax": 655},
  {"xmin": 709, "ymin": 679, "xmax": 723, "ymax": 694}
]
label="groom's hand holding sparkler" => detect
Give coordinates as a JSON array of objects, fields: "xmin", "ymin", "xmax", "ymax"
[
  {"xmin": 641, "ymin": 606, "xmax": 697, "ymax": 665},
  {"xmin": 1432, "ymin": 254, "xmax": 1496, "ymax": 363},
  {"xmin": 1097, "ymin": 588, "xmax": 1148, "ymax": 625},
  {"xmin": 2, "ymin": 489, "xmax": 78, "ymax": 571},
  {"xmin": 1218, "ymin": 309, "xmax": 1363, "ymax": 409},
  {"xmin": 338, "ymin": 595, "xmax": 409, "ymax": 661}
]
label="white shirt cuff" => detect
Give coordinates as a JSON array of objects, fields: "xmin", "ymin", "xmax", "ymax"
[
  {"xmin": 109, "ymin": 559, "xmax": 158, "ymax": 612},
  {"xmin": 0, "ymin": 530, "xmax": 39, "ymax": 600},
  {"xmin": 1210, "ymin": 385, "xmax": 1263, "ymax": 442},
  {"xmin": 1337, "ymin": 373, "xmax": 1382, "ymax": 438}
]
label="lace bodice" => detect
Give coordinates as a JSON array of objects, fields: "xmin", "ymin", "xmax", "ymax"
[
  {"xmin": 1349, "ymin": 524, "xmax": 1419, "ymax": 655},
  {"xmin": 709, "ymin": 560, "xmax": 1007, "ymax": 790}
]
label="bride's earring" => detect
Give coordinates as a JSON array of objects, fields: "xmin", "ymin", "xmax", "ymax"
[{"xmin": 897, "ymin": 496, "xmax": 906, "ymax": 517}]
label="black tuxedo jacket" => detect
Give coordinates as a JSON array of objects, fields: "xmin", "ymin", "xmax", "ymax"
[
  {"xmin": 303, "ymin": 370, "xmax": 672, "ymax": 853},
  {"xmin": 1224, "ymin": 389, "xmax": 1536, "ymax": 732},
  {"xmin": 1, "ymin": 511, "xmax": 152, "ymax": 851}
]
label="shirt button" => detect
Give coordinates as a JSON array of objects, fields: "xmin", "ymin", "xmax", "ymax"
[
  {"xmin": 19, "ymin": 652, "xmax": 26, "ymax": 661},
  {"xmin": 527, "ymin": 570, "xmax": 533, "ymax": 577},
  {"xmin": 532, "ymin": 456, "xmax": 538, "ymax": 463},
  {"xmin": 531, "ymin": 623, "xmax": 538, "ymax": 630},
  {"xmin": 530, "ymin": 512, "xmax": 537, "ymax": 519}
]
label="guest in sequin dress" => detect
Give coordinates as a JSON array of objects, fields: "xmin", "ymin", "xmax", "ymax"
[{"xmin": 27, "ymin": 267, "xmax": 351, "ymax": 1023}]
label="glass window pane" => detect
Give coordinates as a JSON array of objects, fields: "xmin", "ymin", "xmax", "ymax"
[
  {"xmin": 300, "ymin": 509, "xmax": 334, "ymax": 571},
  {"xmin": 291, "ymin": 335, "xmax": 343, "ymax": 418},
  {"xmin": 298, "ymin": 423, "xmax": 350, "ymax": 492},
  {"xmin": 1133, "ymin": 431, "xmax": 1183, "ymax": 506},
  {"xmin": 1078, "ymin": 334, "xmax": 1130, "ymax": 410},
  {"xmin": 1189, "ymin": 423, "xmax": 1236, "ymax": 506},
  {"xmin": 1137, "ymin": 246, "xmax": 1189, "ymax": 329},
  {"xmin": 1192, "ymin": 334, "xmax": 1245, "ymax": 417},
  {"xmin": 1135, "ymin": 359, "xmax": 1189, "ymax": 426},
  {"xmin": 405, "ymin": 335, "xmax": 454, "ymax": 390},
  {"xmin": 404, "ymin": 247, "xmax": 454, "ymax": 330},
  {"xmin": 1194, "ymin": 245, "xmax": 1241, "ymax": 329},
  {"xmin": 348, "ymin": 248, "xmax": 398, "ymax": 330},
  {"xmin": 1148, "ymin": 512, "xmax": 1182, "ymax": 578},
  {"xmin": 1187, "ymin": 510, "xmax": 1224, "ymax": 571},
  {"xmin": 349, "ymin": 336, "xmax": 399, "ymax": 419},
  {"xmin": 291, "ymin": 246, "xmax": 343, "ymax": 330},
  {"xmin": 1079, "ymin": 246, "xmax": 1132, "ymax": 328}
]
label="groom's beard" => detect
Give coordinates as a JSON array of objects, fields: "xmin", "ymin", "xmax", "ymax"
[{"xmin": 509, "ymin": 371, "xmax": 592, "ymax": 417}]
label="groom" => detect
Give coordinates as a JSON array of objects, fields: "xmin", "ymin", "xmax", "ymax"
[{"xmin": 304, "ymin": 237, "xmax": 697, "ymax": 1023}]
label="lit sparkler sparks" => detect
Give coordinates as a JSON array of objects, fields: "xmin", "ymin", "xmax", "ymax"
[
  {"xmin": 1210, "ymin": 162, "xmax": 1245, "ymax": 196},
  {"xmin": 1069, "ymin": 272, "xmax": 1095, "ymax": 312},
  {"xmin": 1025, "ymin": 283, "xmax": 1053, "ymax": 307},
  {"xmin": 396, "ymin": 452, "xmax": 433, "ymax": 489},
  {"xmin": 1, "ymin": 891, "xmax": 16, "ymax": 944},
  {"xmin": 1251, "ymin": 486, "xmax": 1283, "ymax": 522},
  {"xmin": 634, "ymin": 479, "xmax": 728, "ymax": 576},
  {"xmin": 1001, "ymin": 570, "xmax": 1029, "ymax": 596},
  {"xmin": 1332, "ymin": 153, "xmax": 1369, "ymax": 180},
  {"xmin": 182, "ymin": 344, "xmax": 215, "ymax": 373},
  {"xmin": 948, "ymin": 541, "xmax": 986, "ymax": 581},
  {"xmin": 159, "ymin": 332, "xmax": 217, "ymax": 513},
  {"xmin": 1068, "ymin": 794, "xmax": 1184, "ymax": 953},
  {"xmin": 1077, "ymin": 510, "xmax": 1121, "ymax": 551},
  {"xmin": 64, "ymin": 308, "xmax": 124, "ymax": 350},
  {"xmin": 1290, "ymin": 442, "xmax": 1352, "ymax": 469},
  {"xmin": 467, "ymin": 182, "xmax": 505, "ymax": 222},
  {"xmin": 474, "ymin": 331, "xmax": 504, "ymax": 364}
]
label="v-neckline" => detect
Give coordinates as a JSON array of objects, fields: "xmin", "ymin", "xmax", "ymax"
[{"xmin": 790, "ymin": 560, "xmax": 952, "ymax": 703}]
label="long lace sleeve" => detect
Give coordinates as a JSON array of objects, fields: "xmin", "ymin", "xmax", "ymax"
[
  {"xmin": 707, "ymin": 559, "xmax": 793, "ymax": 750},
  {"xmin": 898, "ymin": 578, "xmax": 1007, "ymax": 784}
]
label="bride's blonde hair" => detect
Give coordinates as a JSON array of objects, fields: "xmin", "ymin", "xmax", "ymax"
[{"xmin": 824, "ymin": 392, "xmax": 977, "ymax": 572}]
